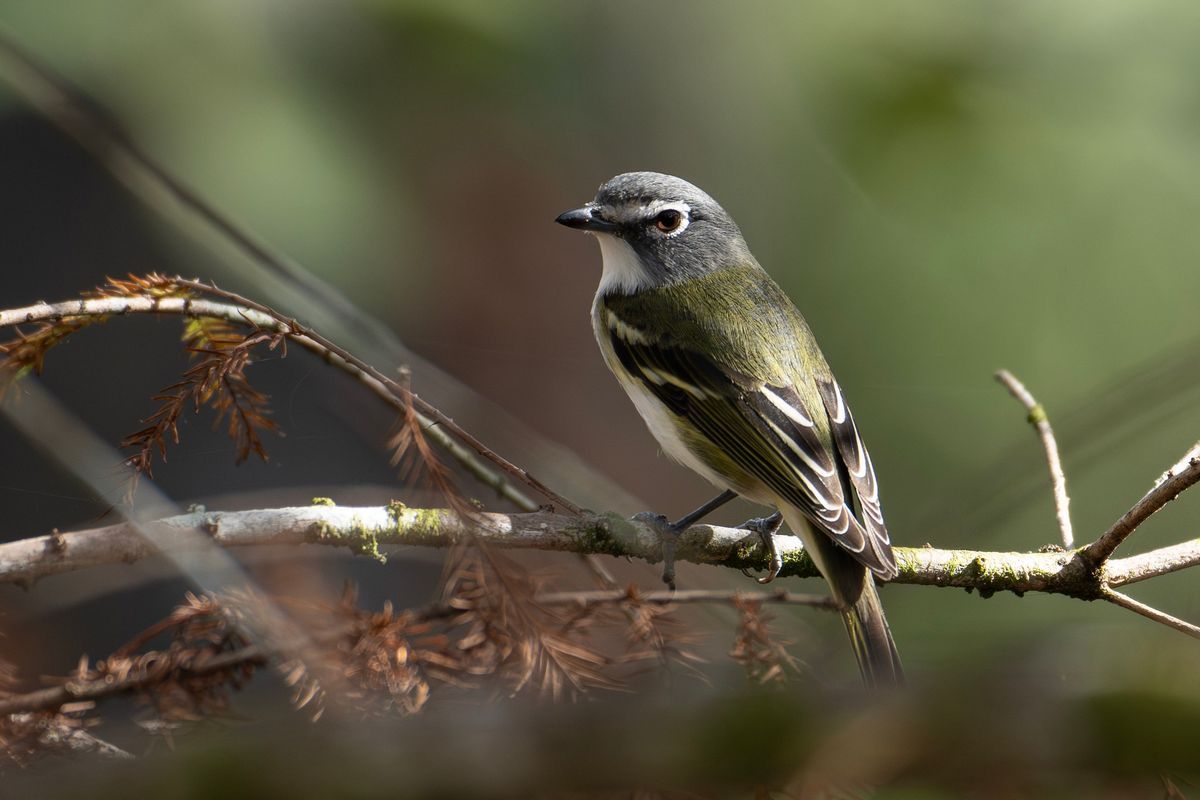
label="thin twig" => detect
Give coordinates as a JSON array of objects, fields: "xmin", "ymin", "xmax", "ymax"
[
  {"xmin": 995, "ymin": 370, "xmax": 1073, "ymax": 548},
  {"xmin": 536, "ymin": 588, "xmax": 839, "ymax": 611},
  {"xmin": 1156, "ymin": 439, "xmax": 1200, "ymax": 490},
  {"xmin": 1101, "ymin": 588, "xmax": 1200, "ymax": 641},
  {"xmin": 0, "ymin": 642, "xmax": 270, "ymax": 717},
  {"xmin": 1084, "ymin": 454, "xmax": 1200, "ymax": 565},
  {"xmin": 1105, "ymin": 538, "xmax": 1200, "ymax": 587}
]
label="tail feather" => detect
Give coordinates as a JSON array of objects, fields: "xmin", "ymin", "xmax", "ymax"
[
  {"xmin": 784, "ymin": 510, "xmax": 903, "ymax": 687},
  {"xmin": 841, "ymin": 578, "xmax": 904, "ymax": 688}
]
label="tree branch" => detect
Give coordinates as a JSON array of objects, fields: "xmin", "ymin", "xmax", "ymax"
[
  {"xmin": 988, "ymin": 370, "xmax": 1200, "ymax": 641},
  {"xmin": 1101, "ymin": 588, "xmax": 1200, "ymax": 641},
  {"xmin": 0, "ymin": 292, "xmax": 571, "ymax": 514},
  {"xmin": 1104, "ymin": 537, "xmax": 1200, "ymax": 587},
  {"xmin": 536, "ymin": 588, "xmax": 839, "ymax": 610},
  {"xmin": 1, "ymin": 503, "xmax": 1190, "ymax": 603},
  {"xmin": 1082, "ymin": 454, "xmax": 1200, "ymax": 565},
  {"xmin": 995, "ymin": 369, "xmax": 1074, "ymax": 548},
  {"xmin": 0, "ymin": 641, "xmax": 271, "ymax": 718}
]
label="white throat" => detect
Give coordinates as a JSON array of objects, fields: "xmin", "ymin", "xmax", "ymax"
[{"xmin": 595, "ymin": 234, "xmax": 652, "ymax": 295}]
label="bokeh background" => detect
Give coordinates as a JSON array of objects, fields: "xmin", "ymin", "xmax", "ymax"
[{"xmin": 2, "ymin": 1, "xmax": 1200, "ymax": 795}]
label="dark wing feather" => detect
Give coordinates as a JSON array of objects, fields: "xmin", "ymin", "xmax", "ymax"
[
  {"xmin": 608, "ymin": 327, "xmax": 896, "ymax": 574},
  {"xmin": 816, "ymin": 379, "xmax": 896, "ymax": 578}
]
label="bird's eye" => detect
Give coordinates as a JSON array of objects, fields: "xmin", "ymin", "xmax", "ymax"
[{"xmin": 653, "ymin": 209, "xmax": 684, "ymax": 233}]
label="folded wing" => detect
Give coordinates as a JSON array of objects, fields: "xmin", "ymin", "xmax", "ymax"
[{"xmin": 606, "ymin": 318, "xmax": 896, "ymax": 578}]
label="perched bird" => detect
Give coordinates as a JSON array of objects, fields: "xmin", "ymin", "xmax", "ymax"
[{"xmin": 556, "ymin": 172, "xmax": 902, "ymax": 686}]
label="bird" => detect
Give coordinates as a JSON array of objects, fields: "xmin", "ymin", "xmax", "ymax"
[{"xmin": 555, "ymin": 171, "xmax": 903, "ymax": 687}]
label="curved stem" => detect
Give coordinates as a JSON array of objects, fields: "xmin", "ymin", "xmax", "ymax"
[{"xmin": 0, "ymin": 294, "xmax": 562, "ymax": 513}]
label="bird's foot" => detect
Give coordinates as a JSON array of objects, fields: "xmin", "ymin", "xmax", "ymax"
[
  {"xmin": 632, "ymin": 491, "xmax": 740, "ymax": 590},
  {"xmin": 632, "ymin": 511, "xmax": 684, "ymax": 590},
  {"xmin": 738, "ymin": 511, "xmax": 785, "ymax": 584}
]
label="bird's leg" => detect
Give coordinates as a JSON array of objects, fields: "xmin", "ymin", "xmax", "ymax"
[
  {"xmin": 633, "ymin": 489, "xmax": 738, "ymax": 590},
  {"xmin": 738, "ymin": 511, "xmax": 786, "ymax": 584}
]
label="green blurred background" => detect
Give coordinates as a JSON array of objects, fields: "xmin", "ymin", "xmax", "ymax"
[{"xmin": 3, "ymin": 0, "xmax": 1200, "ymax": 794}]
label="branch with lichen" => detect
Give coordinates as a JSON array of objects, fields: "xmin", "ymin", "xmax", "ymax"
[{"xmin": 2, "ymin": 502, "xmax": 1196, "ymax": 612}]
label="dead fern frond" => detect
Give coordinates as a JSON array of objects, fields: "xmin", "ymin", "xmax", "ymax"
[
  {"xmin": 106, "ymin": 593, "xmax": 254, "ymax": 726},
  {"xmin": 0, "ymin": 274, "xmax": 193, "ymax": 397},
  {"xmin": 441, "ymin": 543, "xmax": 619, "ymax": 700},
  {"xmin": 336, "ymin": 600, "xmax": 439, "ymax": 715},
  {"xmin": 614, "ymin": 587, "xmax": 707, "ymax": 681},
  {"xmin": 112, "ymin": 591, "xmax": 227, "ymax": 658},
  {"xmin": 2, "ymin": 576, "xmax": 739, "ymax": 742},
  {"xmin": 0, "ymin": 593, "xmax": 258, "ymax": 766},
  {"xmin": 0, "ymin": 317, "xmax": 97, "ymax": 396},
  {"xmin": 121, "ymin": 314, "xmax": 282, "ymax": 494},
  {"xmin": 277, "ymin": 586, "xmax": 464, "ymax": 718},
  {"xmin": 387, "ymin": 366, "xmax": 473, "ymax": 518},
  {"xmin": 729, "ymin": 596, "xmax": 800, "ymax": 685},
  {"xmin": 90, "ymin": 272, "xmax": 187, "ymax": 299}
]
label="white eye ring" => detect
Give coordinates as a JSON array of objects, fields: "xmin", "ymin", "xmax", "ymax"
[{"xmin": 646, "ymin": 201, "xmax": 690, "ymax": 237}]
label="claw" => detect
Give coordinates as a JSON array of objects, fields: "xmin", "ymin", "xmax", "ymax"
[
  {"xmin": 738, "ymin": 511, "xmax": 785, "ymax": 584},
  {"xmin": 756, "ymin": 541, "xmax": 782, "ymax": 584}
]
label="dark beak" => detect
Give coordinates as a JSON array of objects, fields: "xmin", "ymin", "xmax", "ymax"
[{"xmin": 555, "ymin": 205, "xmax": 618, "ymax": 233}]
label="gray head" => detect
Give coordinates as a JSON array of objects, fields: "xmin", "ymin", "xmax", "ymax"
[{"xmin": 556, "ymin": 172, "xmax": 753, "ymax": 295}]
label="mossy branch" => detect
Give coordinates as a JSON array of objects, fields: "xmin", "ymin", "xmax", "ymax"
[{"xmin": 2, "ymin": 504, "xmax": 1195, "ymax": 608}]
